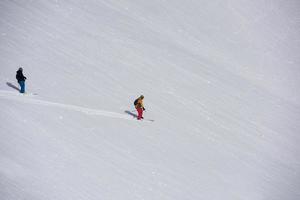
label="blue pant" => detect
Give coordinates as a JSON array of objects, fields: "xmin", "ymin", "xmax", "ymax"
[{"xmin": 19, "ymin": 81, "xmax": 25, "ymax": 93}]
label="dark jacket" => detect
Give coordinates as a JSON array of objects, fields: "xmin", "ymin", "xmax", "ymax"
[{"xmin": 16, "ymin": 70, "xmax": 26, "ymax": 82}]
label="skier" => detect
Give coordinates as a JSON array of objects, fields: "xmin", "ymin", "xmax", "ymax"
[
  {"xmin": 134, "ymin": 95, "xmax": 145, "ymax": 120},
  {"xmin": 16, "ymin": 67, "xmax": 27, "ymax": 93}
]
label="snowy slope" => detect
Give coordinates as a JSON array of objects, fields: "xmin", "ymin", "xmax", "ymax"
[{"xmin": 1, "ymin": 0, "xmax": 300, "ymax": 200}]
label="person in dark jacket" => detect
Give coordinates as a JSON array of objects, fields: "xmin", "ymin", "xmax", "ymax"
[{"xmin": 16, "ymin": 67, "xmax": 27, "ymax": 93}]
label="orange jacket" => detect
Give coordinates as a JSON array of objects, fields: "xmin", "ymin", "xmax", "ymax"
[{"xmin": 135, "ymin": 97, "xmax": 144, "ymax": 109}]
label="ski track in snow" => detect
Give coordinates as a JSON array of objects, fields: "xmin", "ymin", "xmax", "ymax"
[{"xmin": 0, "ymin": 90, "xmax": 136, "ymax": 121}]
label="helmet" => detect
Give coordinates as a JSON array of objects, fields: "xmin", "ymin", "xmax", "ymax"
[{"xmin": 18, "ymin": 67, "xmax": 23, "ymax": 71}]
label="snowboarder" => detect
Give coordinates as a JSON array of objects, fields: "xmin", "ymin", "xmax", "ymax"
[
  {"xmin": 134, "ymin": 95, "xmax": 145, "ymax": 120},
  {"xmin": 16, "ymin": 67, "xmax": 27, "ymax": 93}
]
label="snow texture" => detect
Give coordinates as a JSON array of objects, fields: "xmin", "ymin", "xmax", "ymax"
[{"xmin": 0, "ymin": 0, "xmax": 300, "ymax": 200}]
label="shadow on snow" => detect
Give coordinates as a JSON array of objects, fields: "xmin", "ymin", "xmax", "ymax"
[
  {"xmin": 124, "ymin": 110, "xmax": 138, "ymax": 118},
  {"xmin": 6, "ymin": 82, "xmax": 20, "ymax": 92}
]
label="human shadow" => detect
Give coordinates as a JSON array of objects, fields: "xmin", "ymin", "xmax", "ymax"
[
  {"xmin": 6, "ymin": 82, "xmax": 20, "ymax": 91},
  {"xmin": 124, "ymin": 110, "xmax": 137, "ymax": 118}
]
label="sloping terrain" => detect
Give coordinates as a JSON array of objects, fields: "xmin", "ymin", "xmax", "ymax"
[{"xmin": 0, "ymin": 1, "xmax": 299, "ymax": 200}]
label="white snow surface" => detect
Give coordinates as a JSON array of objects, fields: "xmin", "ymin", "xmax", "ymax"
[{"xmin": 1, "ymin": 0, "xmax": 300, "ymax": 199}]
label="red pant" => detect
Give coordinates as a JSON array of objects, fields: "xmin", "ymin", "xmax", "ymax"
[{"xmin": 136, "ymin": 107, "xmax": 143, "ymax": 120}]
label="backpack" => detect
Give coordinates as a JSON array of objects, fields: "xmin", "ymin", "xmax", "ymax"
[{"xmin": 134, "ymin": 99, "xmax": 138, "ymax": 106}]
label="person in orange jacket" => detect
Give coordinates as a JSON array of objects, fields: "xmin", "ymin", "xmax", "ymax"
[{"xmin": 134, "ymin": 95, "xmax": 145, "ymax": 120}]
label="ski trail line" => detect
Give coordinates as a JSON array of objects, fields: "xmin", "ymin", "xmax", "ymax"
[{"xmin": 0, "ymin": 91, "xmax": 135, "ymax": 121}]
